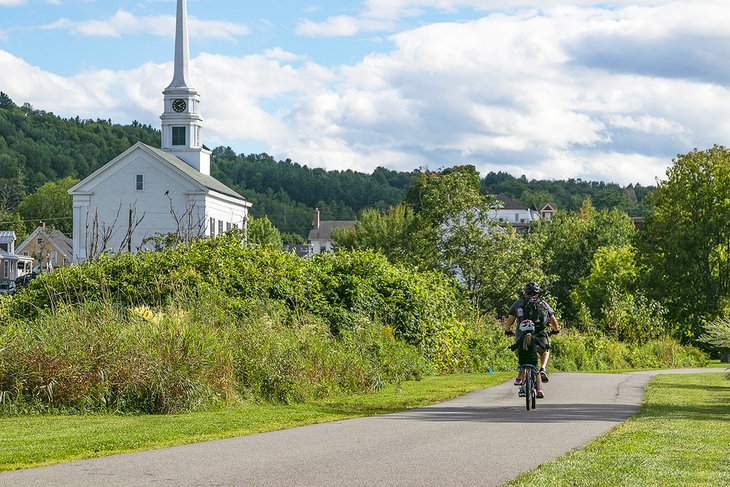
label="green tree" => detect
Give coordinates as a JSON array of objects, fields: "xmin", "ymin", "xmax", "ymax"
[
  {"xmin": 405, "ymin": 165, "xmax": 491, "ymax": 270},
  {"xmin": 572, "ymin": 245, "xmax": 639, "ymax": 317},
  {"xmin": 570, "ymin": 244, "xmax": 667, "ymax": 341},
  {"xmin": 638, "ymin": 145, "xmax": 730, "ymax": 338},
  {"xmin": 535, "ymin": 201, "xmax": 636, "ymax": 321},
  {"xmin": 0, "ymin": 92, "xmax": 15, "ymax": 110},
  {"xmin": 247, "ymin": 215, "xmax": 283, "ymax": 246},
  {"xmin": 698, "ymin": 317, "xmax": 730, "ymax": 363},
  {"xmin": 332, "ymin": 205, "xmax": 417, "ymax": 264},
  {"xmin": 17, "ymin": 177, "xmax": 78, "ymax": 236}
]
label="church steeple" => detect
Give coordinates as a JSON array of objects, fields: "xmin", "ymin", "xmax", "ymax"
[
  {"xmin": 168, "ymin": 0, "xmax": 192, "ymax": 90},
  {"xmin": 160, "ymin": 0, "xmax": 210, "ymax": 175}
]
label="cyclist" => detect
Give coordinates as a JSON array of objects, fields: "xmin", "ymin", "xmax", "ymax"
[
  {"xmin": 504, "ymin": 282, "xmax": 560, "ymax": 392},
  {"xmin": 515, "ymin": 319, "xmax": 543, "ymax": 398}
]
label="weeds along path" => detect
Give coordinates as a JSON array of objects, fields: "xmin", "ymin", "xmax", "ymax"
[{"xmin": 0, "ymin": 368, "xmax": 720, "ymax": 487}]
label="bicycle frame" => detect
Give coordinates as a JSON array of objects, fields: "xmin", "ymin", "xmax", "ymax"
[{"xmin": 522, "ymin": 364, "xmax": 539, "ymax": 411}]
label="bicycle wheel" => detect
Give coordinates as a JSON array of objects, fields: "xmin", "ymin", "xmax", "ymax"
[
  {"xmin": 524, "ymin": 370, "xmax": 532, "ymax": 411},
  {"xmin": 531, "ymin": 373, "xmax": 537, "ymax": 410}
]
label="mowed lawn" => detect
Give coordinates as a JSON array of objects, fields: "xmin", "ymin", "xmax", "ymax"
[
  {"xmin": 0, "ymin": 372, "xmax": 510, "ymax": 471},
  {"xmin": 509, "ymin": 372, "xmax": 730, "ymax": 486}
]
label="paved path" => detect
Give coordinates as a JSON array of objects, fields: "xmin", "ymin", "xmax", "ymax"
[{"xmin": 0, "ymin": 368, "xmax": 722, "ymax": 487}]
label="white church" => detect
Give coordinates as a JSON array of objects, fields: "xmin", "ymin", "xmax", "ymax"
[{"xmin": 69, "ymin": 0, "xmax": 251, "ymax": 262}]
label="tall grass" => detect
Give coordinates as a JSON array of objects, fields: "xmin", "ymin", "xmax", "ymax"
[
  {"xmin": 0, "ymin": 287, "xmax": 431, "ymax": 414},
  {"xmin": 550, "ymin": 331, "xmax": 707, "ymax": 371},
  {"xmin": 0, "ymin": 237, "xmax": 709, "ymax": 415}
]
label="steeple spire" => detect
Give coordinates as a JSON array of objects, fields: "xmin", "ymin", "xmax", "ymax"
[
  {"xmin": 167, "ymin": 0, "xmax": 191, "ymax": 89},
  {"xmin": 160, "ymin": 0, "xmax": 210, "ymax": 175}
]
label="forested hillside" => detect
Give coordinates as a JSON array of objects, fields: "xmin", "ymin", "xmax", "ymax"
[{"xmin": 1, "ymin": 91, "xmax": 653, "ymax": 239}]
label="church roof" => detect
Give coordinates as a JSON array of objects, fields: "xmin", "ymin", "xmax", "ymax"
[
  {"xmin": 143, "ymin": 144, "xmax": 248, "ymax": 201},
  {"xmin": 70, "ymin": 142, "xmax": 249, "ymax": 204}
]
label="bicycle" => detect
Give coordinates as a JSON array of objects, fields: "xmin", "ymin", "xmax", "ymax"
[{"xmin": 521, "ymin": 364, "xmax": 539, "ymax": 411}]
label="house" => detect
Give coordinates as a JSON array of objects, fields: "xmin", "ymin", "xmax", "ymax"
[
  {"xmin": 16, "ymin": 223, "xmax": 73, "ymax": 272},
  {"xmin": 308, "ymin": 208, "xmax": 354, "ymax": 254},
  {"xmin": 491, "ymin": 194, "xmax": 542, "ymax": 233},
  {"xmin": 68, "ymin": 0, "xmax": 251, "ymax": 262},
  {"xmin": 539, "ymin": 203, "xmax": 556, "ymax": 221},
  {"xmin": 0, "ymin": 231, "xmax": 33, "ymax": 281}
]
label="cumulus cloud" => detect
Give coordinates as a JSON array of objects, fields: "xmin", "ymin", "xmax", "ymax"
[
  {"xmin": 4, "ymin": 1, "xmax": 730, "ymax": 186},
  {"xmin": 41, "ymin": 10, "xmax": 248, "ymax": 41}
]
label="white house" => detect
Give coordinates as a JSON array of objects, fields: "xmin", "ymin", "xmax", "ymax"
[
  {"xmin": 308, "ymin": 208, "xmax": 354, "ymax": 254},
  {"xmin": 0, "ymin": 231, "xmax": 33, "ymax": 281},
  {"xmin": 68, "ymin": 0, "xmax": 251, "ymax": 262},
  {"xmin": 490, "ymin": 194, "xmax": 542, "ymax": 228}
]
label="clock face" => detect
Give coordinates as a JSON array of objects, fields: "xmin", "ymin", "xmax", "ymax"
[{"xmin": 172, "ymin": 99, "xmax": 187, "ymax": 113}]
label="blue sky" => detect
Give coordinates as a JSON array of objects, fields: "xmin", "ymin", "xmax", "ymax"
[{"xmin": 2, "ymin": 0, "xmax": 730, "ymax": 185}]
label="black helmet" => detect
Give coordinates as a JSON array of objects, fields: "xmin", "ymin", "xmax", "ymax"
[{"xmin": 524, "ymin": 282, "xmax": 540, "ymax": 295}]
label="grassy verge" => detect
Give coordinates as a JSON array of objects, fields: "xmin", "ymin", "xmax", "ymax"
[
  {"xmin": 508, "ymin": 372, "xmax": 730, "ymax": 486},
  {"xmin": 0, "ymin": 371, "xmax": 510, "ymax": 472}
]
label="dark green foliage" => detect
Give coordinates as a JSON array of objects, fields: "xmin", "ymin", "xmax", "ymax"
[
  {"xmin": 534, "ymin": 201, "xmax": 636, "ymax": 321},
  {"xmin": 0, "ymin": 99, "xmax": 159, "ymax": 195},
  {"xmin": 210, "ymin": 148, "xmax": 415, "ymax": 236},
  {"xmin": 638, "ymin": 146, "xmax": 730, "ymax": 339},
  {"xmin": 17, "ymin": 177, "xmax": 77, "ymax": 236},
  {"xmin": 481, "ymin": 171, "xmax": 653, "ymax": 215}
]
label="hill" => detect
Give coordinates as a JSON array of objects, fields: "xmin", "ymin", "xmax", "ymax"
[{"xmin": 0, "ymin": 91, "xmax": 653, "ymax": 239}]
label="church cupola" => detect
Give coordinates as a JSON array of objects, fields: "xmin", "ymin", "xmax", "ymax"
[{"xmin": 160, "ymin": 0, "xmax": 210, "ymax": 175}]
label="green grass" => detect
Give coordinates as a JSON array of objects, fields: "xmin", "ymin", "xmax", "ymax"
[
  {"xmin": 0, "ymin": 371, "xmax": 510, "ymax": 472},
  {"xmin": 508, "ymin": 372, "xmax": 730, "ymax": 487}
]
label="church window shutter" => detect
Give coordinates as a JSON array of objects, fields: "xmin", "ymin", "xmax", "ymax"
[{"xmin": 172, "ymin": 126, "xmax": 186, "ymax": 146}]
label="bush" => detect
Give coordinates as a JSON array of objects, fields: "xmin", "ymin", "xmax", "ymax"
[
  {"xmin": 550, "ymin": 331, "xmax": 706, "ymax": 371},
  {"xmin": 9, "ymin": 237, "xmax": 474, "ymax": 374}
]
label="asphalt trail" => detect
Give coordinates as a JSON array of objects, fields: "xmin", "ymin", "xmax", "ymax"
[{"xmin": 0, "ymin": 368, "xmax": 721, "ymax": 487}]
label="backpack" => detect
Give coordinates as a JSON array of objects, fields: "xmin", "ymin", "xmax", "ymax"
[{"xmin": 522, "ymin": 297, "xmax": 549, "ymax": 329}]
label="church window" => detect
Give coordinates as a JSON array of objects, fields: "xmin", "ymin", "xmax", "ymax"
[
  {"xmin": 226, "ymin": 222, "xmax": 232, "ymax": 231},
  {"xmin": 218, "ymin": 220, "xmax": 223, "ymax": 235},
  {"xmin": 136, "ymin": 174, "xmax": 144, "ymax": 191},
  {"xmin": 210, "ymin": 217, "xmax": 216, "ymax": 237},
  {"xmin": 172, "ymin": 126, "xmax": 186, "ymax": 146}
]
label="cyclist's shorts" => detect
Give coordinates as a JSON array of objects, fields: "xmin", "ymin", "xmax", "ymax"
[{"xmin": 534, "ymin": 332, "xmax": 550, "ymax": 353}]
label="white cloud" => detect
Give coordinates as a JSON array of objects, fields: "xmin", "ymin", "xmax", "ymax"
[
  {"xmin": 41, "ymin": 10, "xmax": 249, "ymax": 41},
  {"xmin": 296, "ymin": 15, "xmax": 396, "ymax": 37},
  {"xmin": 5, "ymin": 2, "xmax": 730, "ymax": 186},
  {"xmin": 0, "ymin": 0, "xmax": 25, "ymax": 6}
]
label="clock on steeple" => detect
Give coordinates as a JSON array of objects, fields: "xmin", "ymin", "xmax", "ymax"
[{"xmin": 172, "ymin": 99, "xmax": 187, "ymax": 113}]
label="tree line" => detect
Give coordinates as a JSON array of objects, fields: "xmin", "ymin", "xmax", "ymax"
[
  {"xmin": 1, "ymin": 91, "xmax": 653, "ymax": 241},
  {"xmin": 331, "ymin": 153, "xmax": 730, "ymax": 358}
]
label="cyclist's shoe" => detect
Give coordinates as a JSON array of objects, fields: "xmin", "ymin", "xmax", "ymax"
[
  {"xmin": 539, "ymin": 368, "xmax": 549, "ymax": 383},
  {"xmin": 518, "ymin": 386, "xmax": 526, "ymax": 397},
  {"xmin": 513, "ymin": 376, "xmax": 522, "ymax": 386},
  {"xmin": 536, "ymin": 388, "xmax": 544, "ymax": 399}
]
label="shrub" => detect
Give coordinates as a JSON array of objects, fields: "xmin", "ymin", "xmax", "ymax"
[{"xmin": 550, "ymin": 331, "xmax": 706, "ymax": 371}]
